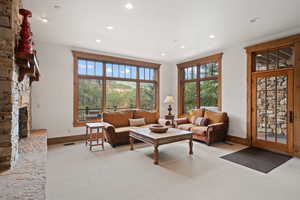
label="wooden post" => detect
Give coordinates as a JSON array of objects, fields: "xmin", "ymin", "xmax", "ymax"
[
  {"xmin": 189, "ymin": 137, "xmax": 193, "ymax": 155},
  {"xmin": 154, "ymin": 145, "xmax": 159, "ymax": 165},
  {"xmin": 294, "ymin": 42, "xmax": 300, "ymax": 156},
  {"xmin": 130, "ymin": 136, "xmax": 134, "ymax": 150}
]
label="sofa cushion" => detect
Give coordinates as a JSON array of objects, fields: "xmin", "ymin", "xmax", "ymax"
[
  {"xmin": 187, "ymin": 108, "xmax": 205, "ymax": 123},
  {"xmin": 177, "ymin": 123, "xmax": 195, "ymax": 131},
  {"xmin": 134, "ymin": 110, "xmax": 159, "ymax": 124},
  {"xmin": 175, "ymin": 117, "xmax": 189, "ymax": 125},
  {"xmin": 193, "ymin": 117, "xmax": 209, "ymax": 126},
  {"xmin": 191, "ymin": 126, "xmax": 208, "ymax": 136},
  {"xmin": 103, "ymin": 111, "xmax": 133, "ymax": 128},
  {"xmin": 204, "ymin": 110, "xmax": 226, "ymax": 124},
  {"xmin": 115, "ymin": 126, "xmax": 134, "ymax": 133},
  {"xmin": 129, "ymin": 118, "xmax": 146, "ymax": 126}
]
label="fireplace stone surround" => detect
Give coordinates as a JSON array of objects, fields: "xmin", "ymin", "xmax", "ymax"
[{"xmin": 0, "ymin": 0, "xmax": 32, "ymax": 171}]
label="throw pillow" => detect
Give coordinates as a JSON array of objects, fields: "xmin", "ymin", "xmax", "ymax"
[
  {"xmin": 204, "ymin": 110, "xmax": 226, "ymax": 124},
  {"xmin": 129, "ymin": 118, "xmax": 146, "ymax": 126},
  {"xmin": 193, "ymin": 117, "xmax": 209, "ymax": 126},
  {"xmin": 187, "ymin": 108, "xmax": 205, "ymax": 123}
]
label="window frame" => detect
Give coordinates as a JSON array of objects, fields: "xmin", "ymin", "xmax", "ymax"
[
  {"xmin": 73, "ymin": 51, "xmax": 160, "ymax": 127},
  {"xmin": 177, "ymin": 53, "xmax": 223, "ymax": 116}
]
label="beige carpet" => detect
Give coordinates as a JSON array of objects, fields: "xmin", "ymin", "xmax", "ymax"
[{"xmin": 47, "ymin": 141, "xmax": 300, "ymax": 200}]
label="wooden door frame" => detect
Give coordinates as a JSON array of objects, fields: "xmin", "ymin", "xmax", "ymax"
[
  {"xmin": 251, "ymin": 69, "xmax": 294, "ymax": 153},
  {"xmin": 245, "ymin": 33, "xmax": 300, "ymax": 155}
]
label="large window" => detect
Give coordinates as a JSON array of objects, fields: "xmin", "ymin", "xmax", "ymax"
[
  {"xmin": 177, "ymin": 53, "xmax": 222, "ymax": 115},
  {"xmin": 106, "ymin": 81, "xmax": 137, "ymax": 111},
  {"xmin": 73, "ymin": 51, "xmax": 160, "ymax": 126}
]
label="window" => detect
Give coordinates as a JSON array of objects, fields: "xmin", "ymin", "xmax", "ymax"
[
  {"xmin": 73, "ymin": 51, "xmax": 160, "ymax": 126},
  {"xmin": 254, "ymin": 47, "xmax": 294, "ymax": 72},
  {"xmin": 106, "ymin": 81, "xmax": 136, "ymax": 111},
  {"xmin": 200, "ymin": 79, "xmax": 218, "ymax": 107},
  {"xmin": 78, "ymin": 78, "xmax": 102, "ymax": 121},
  {"xmin": 184, "ymin": 82, "xmax": 196, "ymax": 112},
  {"xmin": 140, "ymin": 82, "xmax": 156, "ymax": 110},
  {"xmin": 177, "ymin": 53, "xmax": 222, "ymax": 115}
]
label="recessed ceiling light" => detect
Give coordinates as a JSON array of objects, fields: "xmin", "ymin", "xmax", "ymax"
[
  {"xmin": 161, "ymin": 53, "xmax": 166, "ymax": 56},
  {"xmin": 125, "ymin": 3, "xmax": 133, "ymax": 10},
  {"xmin": 257, "ymin": 54, "xmax": 262, "ymax": 57},
  {"xmin": 96, "ymin": 39, "xmax": 101, "ymax": 43},
  {"xmin": 250, "ymin": 17, "xmax": 260, "ymax": 23},
  {"xmin": 106, "ymin": 26, "xmax": 114, "ymax": 30},
  {"xmin": 40, "ymin": 17, "xmax": 48, "ymax": 23},
  {"xmin": 180, "ymin": 45, "xmax": 185, "ymax": 49},
  {"xmin": 209, "ymin": 34, "xmax": 215, "ymax": 39}
]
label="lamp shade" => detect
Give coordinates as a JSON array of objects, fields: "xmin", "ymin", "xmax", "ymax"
[{"xmin": 164, "ymin": 96, "xmax": 175, "ymax": 104}]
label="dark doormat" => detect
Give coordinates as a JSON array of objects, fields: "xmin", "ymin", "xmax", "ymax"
[{"xmin": 221, "ymin": 147, "xmax": 292, "ymax": 173}]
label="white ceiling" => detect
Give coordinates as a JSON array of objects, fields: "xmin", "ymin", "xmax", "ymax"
[{"xmin": 23, "ymin": 0, "xmax": 300, "ymax": 62}]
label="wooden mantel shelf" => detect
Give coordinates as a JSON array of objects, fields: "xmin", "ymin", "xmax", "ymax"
[{"xmin": 15, "ymin": 50, "xmax": 40, "ymax": 85}]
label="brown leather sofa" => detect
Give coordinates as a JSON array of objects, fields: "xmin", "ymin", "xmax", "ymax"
[
  {"xmin": 175, "ymin": 108, "xmax": 229, "ymax": 145},
  {"xmin": 103, "ymin": 109, "xmax": 161, "ymax": 147}
]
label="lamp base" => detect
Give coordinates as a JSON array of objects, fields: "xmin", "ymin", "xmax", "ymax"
[{"xmin": 167, "ymin": 105, "xmax": 172, "ymax": 116}]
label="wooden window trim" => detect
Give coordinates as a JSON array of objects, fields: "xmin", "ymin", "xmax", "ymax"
[
  {"xmin": 73, "ymin": 51, "xmax": 160, "ymax": 69},
  {"xmin": 177, "ymin": 53, "xmax": 223, "ymax": 69},
  {"xmin": 73, "ymin": 51, "xmax": 160, "ymax": 127},
  {"xmin": 177, "ymin": 53, "xmax": 223, "ymax": 116}
]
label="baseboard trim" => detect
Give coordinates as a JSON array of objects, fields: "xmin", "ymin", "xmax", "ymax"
[
  {"xmin": 226, "ymin": 135, "xmax": 250, "ymax": 146},
  {"xmin": 31, "ymin": 129, "xmax": 47, "ymax": 135},
  {"xmin": 47, "ymin": 134, "xmax": 86, "ymax": 145},
  {"xmin": 294, "ymin": 151, "xmax": 300, "ymax": 158}
]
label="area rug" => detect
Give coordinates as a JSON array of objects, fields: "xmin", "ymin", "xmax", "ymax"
[{"xmin": 221, "ymin": 147, "xmax": 292, "ymax": 173}]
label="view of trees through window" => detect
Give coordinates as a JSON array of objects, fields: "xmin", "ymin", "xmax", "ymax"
[
  {"xmin": 184, "ymin": 82, "xmax": 196, "ymax": 112},
  {"xmin": 106, "ymin": 81, "xmax": 136, "ymax": 111},
  {"xmin": 200, "ymin": 80, "xmax": 217, "ymax": 107},
  {"xmin": 78, "ymin": 78, "xmax": 102, "ymax": 121},
  {"xmin": 74, "ymin": 55, "xmax": 159, "ymax": 123},
  {"xmin": 180, "ymin": 58, "xmax": 220, "ymax": 113},
  {"xmin": 140, "ymin": 82, "xmax": 156, "ymax": 110}
]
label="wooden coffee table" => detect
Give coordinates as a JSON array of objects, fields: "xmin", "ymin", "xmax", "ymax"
[{"xmin": 129, "ymin": 128, "xmax": 193, "ymax": 165}]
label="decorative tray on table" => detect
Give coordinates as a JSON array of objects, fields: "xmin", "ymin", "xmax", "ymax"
[{"xmin": 149, "ymin": 125, "xmax": 168, "ymax": 133}]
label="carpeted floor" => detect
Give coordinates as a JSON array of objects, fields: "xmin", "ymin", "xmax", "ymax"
[{"xmin": 47, "ymin": 141, "xmax": 300, "ymax": 200}]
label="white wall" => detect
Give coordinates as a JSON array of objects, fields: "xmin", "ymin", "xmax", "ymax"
[
  {"xmin": 32, "ymin": 42, "xmax": 176, "ymax": 138},
  {"xmin": 159, "ymin": 61, "xmax": 177, "ymax": 116},
  {"xmin": 33, "ymin": 28, "xmax": 300, "ymax": 139},
  {"xmin": 221, "ymin": 45, "xmax": 247, "ymax": 137},
  {"xmin": 175, "ymin": 28, "xmax": 300, "ymax": 139}
]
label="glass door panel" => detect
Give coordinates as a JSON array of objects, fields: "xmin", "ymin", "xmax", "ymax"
[
  {"xmin": 253, "ymin": 70, "xmax": 292, "ymax": 151},
  {"xmin": 276, "ymin": 76, "xmax": 288, "ymax": 144}
]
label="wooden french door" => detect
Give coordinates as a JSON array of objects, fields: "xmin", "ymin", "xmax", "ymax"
[{"xmin": 251, "ymin": 69, "xmax": 294, "ymax": 153}]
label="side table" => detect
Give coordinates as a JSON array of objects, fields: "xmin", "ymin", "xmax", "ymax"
[
  {"xmin": 85, "ymin": 122, "xmax": 106, "ymax": 151},
  {"xmin": 164, "ymin": 115, "xmax": 175, "ymax": 127}
]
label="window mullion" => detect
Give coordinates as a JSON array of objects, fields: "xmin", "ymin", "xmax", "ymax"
[
  {"xmin": 102, "ymin": 62, "xmax": 107, "ymax": 112},
  {"xmin": 196, "ymin": 65, "xmax": 200, "ymax": 108},
  {"xmin": 136, "ymin": 67, "xmax": 141, "ymax": 109},
  {"xmin": 196, "ymin": 80, "xmax": 200, "ymax": 108}
]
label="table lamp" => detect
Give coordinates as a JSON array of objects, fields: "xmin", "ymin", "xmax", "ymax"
[{"xmin": 164, "ymin": 96, "xmax": 175, "ymax": 116}]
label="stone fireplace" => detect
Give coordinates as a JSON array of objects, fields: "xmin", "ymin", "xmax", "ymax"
[{"xmin": 0, "ymin": 0, "xmax": 32, "ymax": 171}]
